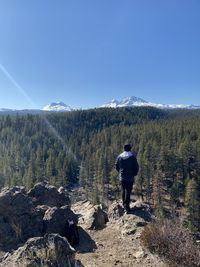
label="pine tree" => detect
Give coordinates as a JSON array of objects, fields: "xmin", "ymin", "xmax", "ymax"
[{"xmin": 185, "ymin": 179, "xmax": 200, "ymax": 231}]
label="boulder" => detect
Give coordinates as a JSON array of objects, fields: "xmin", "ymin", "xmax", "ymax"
[
  {"xmin": 0, "ymin": 216, "xmax": 15, "ymax": 247},
  {"xmin": 90, "ymin": 206, "xmax": 109, "ymax": 230},
  {"xmin": 73, "ymin": 201, "xmax": 108, "ymax": 230},
  {"xmin": 0, "ymin": 186, "xmax": 32, "ymax": 216},
  {"xmin": 17, "ymin": 205, "xmax": 50, "ymax": 240},
  {"xmin": 28, "ymin": 182, "xmax": 70, "ymax": 207},
  {"xmin": 0, "ymin": 234, "xmax": 84, "ymax": 267},
  {"xmin": 118, "ymin": 213, "xmax": 148, "ymax": 237},
  {"xmin": 0, "ymin": 187, "xmax": 33, "ymax": 247},
  {"xmin": 0, "ymin": 183, "xmax": 74, "ymax": 249},
  {"xmin": 0, "ymin": 212, "xmax": 44, "ymax": 248},
  {"xmin": 108, "ymin": 201, "xmax": 124, "ymax": 220},
  {"xmin": 31, "ymin": 205, "xmax": 50, "ymax": 236},
  {"xmin": 1, "ymin": 205, "xmax": 50, "ymax": 248},
  {"xmin": 43, "ymin": 205, "xmax": 78, "ymax": 235}
]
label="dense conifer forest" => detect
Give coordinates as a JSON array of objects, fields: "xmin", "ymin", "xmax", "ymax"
[{"xmin": 0, "ymin": 107, "xmax": 200, "ymax": 231}]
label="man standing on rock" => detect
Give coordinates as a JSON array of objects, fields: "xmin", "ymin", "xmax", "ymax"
[{"xmin": 115, "ymin": 144, "xmax": 139, "ymax": 213}]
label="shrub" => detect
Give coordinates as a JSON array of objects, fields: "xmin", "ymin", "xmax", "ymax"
[{"xmin": 141, "ymin": 219, "xmax": 200, "ymax": 267}]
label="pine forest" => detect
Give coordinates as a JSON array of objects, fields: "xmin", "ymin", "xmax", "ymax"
[{"xmin": 0, "ymin": 107, "xmax": 200, "ymax": 231}]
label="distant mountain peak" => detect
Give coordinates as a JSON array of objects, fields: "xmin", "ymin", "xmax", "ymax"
[
  {"xmin": 111, "ymin": 99, "xmax": 119, "ymax": 103},
  {"xmin": 102, "ymin": 99, "xmax": 119, "ymax": 108},
  {"xmin": 101, "ymin": 96, "xmax": 200, "ymax": 109},
  {"xmin": 123, "ymin": 96, "xmax": 147, "ymax": 102},
  {"xmin": 120, "ymin": 96, "xmax": 148, "ymax": 105},
  {"xmin": 42, "ymin": 101, "xmax": 73, "ymax": 112},
  {"xmin": 101, "ymin": 96, "xmax": 148, "ymax": 108}
]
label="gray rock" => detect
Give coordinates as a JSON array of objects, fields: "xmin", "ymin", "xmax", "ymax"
[
  {"xmin": 0, "ymin": 183, "xmax": 74, "ymax": 248},
  {"xmin": 17, "ymin": 206, "xmax": 48, "ymax": 240},
  {"xmin": 0, "ymin": 216, "xmax": 15, "ymax": 247},
  {"xmin": 108, "ymin": 201, "xmax": 124, "ymax": 220},
  {"xmin": 0, "ymin": 234, "xmax": 84, "ymax": 267},
  {"xmin": 28, "ymin": 182, "xmax": 70, "ymax": 207},
  {"xmin": 30, "ymin": 205, "xmax": 50, "ymax": 236},
  {"xmin": 43, "ymin": 206, "xmax": 78, "ymax": 235},
  {"xmin": 133, "ymin": 250, "xmax": 147, "ymax": 259},
  {"xmin": 119, "ymin": 214, "xmax": 147, "ymax": 237},
  {"xmin": 83, "ymin": 205, "xmax": 108, "ymax": 230},
  {"xmin": 90, "ymin": 206, "xmax": 109, "ymax": 230},
  {"xmin": 0, "ymin": 187, "xmax": 34, "ymax": 247},
  {"xmin": 0, "ymin": 212, "xmax": 44, "ymax": 248},
  {"xmin": 72, "ymin": 201, "xmax": 108, "ymax": 230},
  {"xmin": 0, "ymin": 186, "xmax": 32, "ymax": 216}
]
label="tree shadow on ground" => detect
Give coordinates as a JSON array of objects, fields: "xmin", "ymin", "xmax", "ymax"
[{"xmin": 75, "ymin": 226, "xmax": 97, "ymax": 253}]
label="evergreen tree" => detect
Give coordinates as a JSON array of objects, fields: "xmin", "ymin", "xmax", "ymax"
[{"xmin": 185, "ymin": 179, "xmax": 200, "ymax": 231}]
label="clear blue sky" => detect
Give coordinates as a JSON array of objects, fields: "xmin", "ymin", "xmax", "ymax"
[{"xmin": 0, "ymin": 1, "xmax": 199, "ymax": 109}]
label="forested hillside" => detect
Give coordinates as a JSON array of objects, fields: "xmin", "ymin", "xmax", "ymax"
[
  {"xmin": 0, "ymin": 107, "xmax": 200, "ymax": 231},
  {"xmin": 0, "ymin": 106, "xmax": 166, "ymax": 188}
]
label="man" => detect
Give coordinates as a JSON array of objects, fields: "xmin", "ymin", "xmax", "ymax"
[{"xmin": 115, "ymin": 144, "xmax": 139, "ymax": 213}]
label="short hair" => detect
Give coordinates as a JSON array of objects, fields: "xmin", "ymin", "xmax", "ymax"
[{"xmin": 124, "ymin": 144, "xmax": 132, "ymax": 151}]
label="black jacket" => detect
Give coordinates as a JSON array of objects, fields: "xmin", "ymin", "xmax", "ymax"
[{"xmin": 115, "ymin": 151, "xmax": 139, "ymax": 182}]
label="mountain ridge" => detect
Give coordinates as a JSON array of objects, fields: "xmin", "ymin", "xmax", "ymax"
[
  {"xmin": 101, "ymin": 96, "xmax": 200, "ymax": 109},
  {"xmin": 1, "ymin": 97, "xmax": 200, "ymax": 112},
  {"xmin": 42, "ymin": 101, "xmax": 73, "ymax": 112}
]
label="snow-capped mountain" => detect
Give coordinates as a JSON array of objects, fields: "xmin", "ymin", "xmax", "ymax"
[
  {"xmin": 101, "ymin": 96, "xmax": 200, "ymax": 109},
  {"xmin": 42, "ymin": 102, "xmax": 73, "ymax": 112},
  {"xmin": 0, "ymin": 102, "xmax": 73, "ymax": 113},
  {"xmin": 0, "ymin": 97, "xmax": 200, "ymax": 113},
  {"xmin": 104, "ymin": 96, "xmax": 148, "ymax": 108}
]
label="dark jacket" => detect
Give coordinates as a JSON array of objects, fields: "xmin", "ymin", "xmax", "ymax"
[{"xmin": 115, "ymin": 151, "xmax": 139, "ymax": 182}]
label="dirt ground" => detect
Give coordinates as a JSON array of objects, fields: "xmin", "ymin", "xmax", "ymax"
[
  {"xmin": 74, "ymin": 204, "xmax": 166, "ymax": 267},
  {"xmin": 0, "ymin": 202, "xmax": 167, "ymax": 267}
]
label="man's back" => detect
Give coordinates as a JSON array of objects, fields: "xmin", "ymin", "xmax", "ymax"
[
  {"xmin": 115, "ymin": 144, "xmax": 139, "ymax": 212},
  {"xmin": 116, "ymin": 151, "xmax": 139, "ymax": 181}
]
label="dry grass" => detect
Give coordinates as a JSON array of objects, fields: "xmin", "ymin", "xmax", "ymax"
[{"xmin": 141, "ymin": 219, "xmax": 200, "ymax": 267}]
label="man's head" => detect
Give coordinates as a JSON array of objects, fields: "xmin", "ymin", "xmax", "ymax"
[{"xmin": 124, "ymin": 144, "xmax": 132, "ymax": 152}]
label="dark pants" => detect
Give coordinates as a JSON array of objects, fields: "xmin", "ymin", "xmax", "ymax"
[{"xmin": 121, "ymin": 180, "xmax": 134, "ymax": 210}]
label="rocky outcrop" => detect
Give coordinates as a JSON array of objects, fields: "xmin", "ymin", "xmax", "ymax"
[
  {"xmin": 28, "ymin": 182, "xmax": 70, "ymax": 207},
  {"xmin": 44, "ymin": 205, "xmax": 78, "ymax": 235},
  {"xmin": 119, "ymin": 213, "xmax": 148, "ymax": 237},
  {"xmin": 74, "ymin": 201, "xmax": 166, "ymax": 267},
  {"xmin": 0, "ymin": 186, "xmax": 32, "ymax": 217},
  {"xmin": 90, "ymin": 206, "xmax": 109, "ymax": 230},
  {"xmin": 0, "ymin": 183, "xmax": 73, "ymax": 249},
  {"xmin": 0, "ymin": 186, "xmax": 33, "ymax": 247},
  {"xmin": 108, "ymin": 201, "xmax": 124, "ymax": 220},
  {"xmin": 72, "ymin": 201, "xmax": 108, "ymax": 230},
  {"xmin": 0, "ymin": 215, "xmax": 15, "ymax": 247},
  {"xmin": 110, "ymin": 201, "xmax": 151, "ymax": 237},
  {"xmin": 0, "ymin": 234, "xmax": 84, "ymax": 267},
  {"xmin": 0, "ymin": 183, "xmax": 161, "ymax": 267}
]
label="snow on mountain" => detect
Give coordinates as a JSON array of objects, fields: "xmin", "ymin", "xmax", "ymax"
[
  {"xmin": 102, "ymin": 96, "xmax": 147, "ymax": 108},
  {"xmin": 42, "ymin": 102, "xmax": 73, "ymax": 112},
  {"xmin": 1, "ymin": 98, "xmax": 200, "ymax": 112},
  {"xmin": 103, "ymin": 99, "xmax": 119, "ymax": 108},
  {"xmin": 101, "ymin": 96, "xmax": 200, "ymax": 109},
  {"xmin": 0, "ymin": 102, "xmax": 73, "ymax": 113},
  {"xmin": 120, "ymin": 96, "xmax": 148, "ymax": 106}
]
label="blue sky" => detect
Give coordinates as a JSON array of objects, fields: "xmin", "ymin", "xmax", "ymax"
[{"xmin": 0, "ymin": 1, "xmax": 199, "ymax": 109}]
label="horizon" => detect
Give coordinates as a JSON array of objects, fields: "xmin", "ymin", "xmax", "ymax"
[
  {"xmin": 0, "ymin": 1, "xmax": 200, "ymax": 109},
  {"xmin": 1, "ymin": 94, "xmax": 200, "ymax": 110}
]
